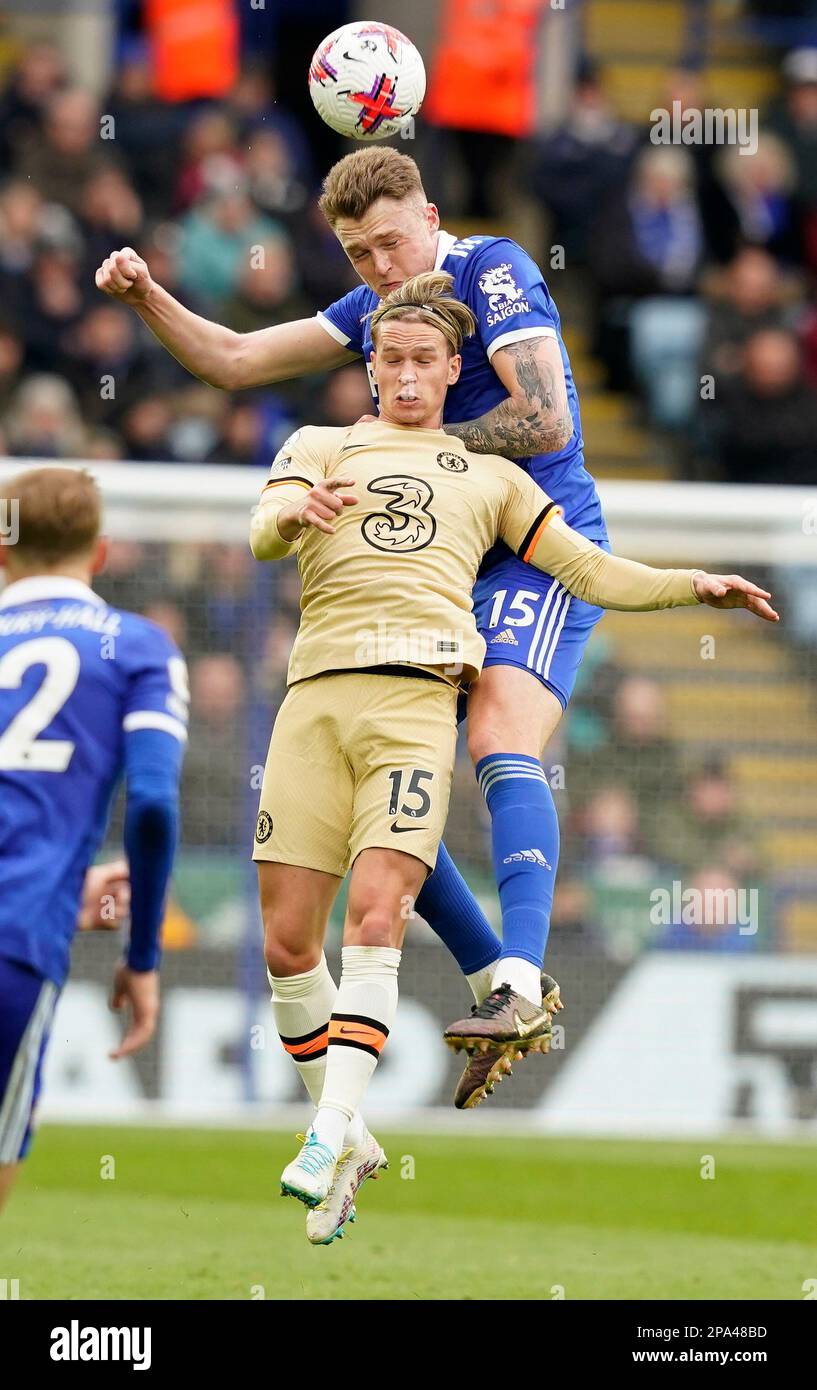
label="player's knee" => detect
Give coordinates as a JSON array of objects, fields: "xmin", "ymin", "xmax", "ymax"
[
  {"xmin": 345, "ymin": 907, "xmax": 397, "ymax": 949},
  {"xmin": 467, "ymin": 718, "xmax": 526, "ymax": 766},
  {"xmin": 263, "ymin": 924, "xmax": 320, "ymax": 979},
  {"xmin": 467, "ymin": 712, "xmax": 544, "ymax": 766},
  {"xmin": 467, "ymin": 721, "xmax": 499, "ymax": 766}
]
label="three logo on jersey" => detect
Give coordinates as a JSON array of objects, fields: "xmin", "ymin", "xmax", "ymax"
[
  {"xmin": 265, "ymin": 453, "xmax": 470, "ymax": 554},
  {"xmin": 362, "ymin": 475, "xmax": 436, "ymax": 553}
]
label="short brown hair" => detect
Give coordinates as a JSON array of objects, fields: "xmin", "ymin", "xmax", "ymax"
[
  {"xmin": 370, "ymin": 271, "xmax": 477, "ymax": 355},
  {"xmin": 319, "ymin": 147, "xmax": 426, "ymax": 226},
  {"xmin": 2, "ymin": 467, "xmax": 101, "ymax": 564}
]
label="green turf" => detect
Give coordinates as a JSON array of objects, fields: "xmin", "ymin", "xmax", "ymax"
[{"xmin": 3, "ymin": 1125, "xmax": 815, "ymax": 1300}]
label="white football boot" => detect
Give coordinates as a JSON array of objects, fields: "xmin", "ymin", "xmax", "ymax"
[
  {"xmin": 305, "ymin": 1132, "xmax": 388, "ymax": 1245},
  {"xmin": 280, "ymin": 1129, "xmax": 338, "ymax": 1208}
]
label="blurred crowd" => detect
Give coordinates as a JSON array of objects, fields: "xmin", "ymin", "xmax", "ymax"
[
  {"xmin": 529, "ymin": 53, "xmax": 817, "ymax": 482},
  {"xmin": 0, "ymin": 42, "xmax": 364, "ymax": 465}
]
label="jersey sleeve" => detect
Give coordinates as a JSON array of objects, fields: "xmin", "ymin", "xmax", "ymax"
[
  {"xmin": 123, "ymin": 726, "xmax": 183, "ymax": 972},
  {"xmin": 262, "ymin": 426, "xmax": 330, "ymax": 494},
  {"xmin": 251, "ymin": 426, "xmax": 335, "ymax": 560},
  {"xmin": 467, "ymin": 238, "xmax": 560, "ymax": 360},
  {"xmin": 122, "ymin": 621, "xmax": 190, "ymax": 744},
  {"xmin": 496, "ymin": 462, "xmax": 564, "ymax": 558},
  {"xmin": 527, "ymin": 518, "xmax": 701, "ymax": 611},
  {"xmin": 316, "ymin": 284, "xmax": 372, "ymax": 355}
]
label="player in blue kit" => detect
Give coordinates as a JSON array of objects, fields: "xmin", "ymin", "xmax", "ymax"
[
  {"xmin": 0, "ymin": 467, "xmax": 188, "ymax": 1209},
  {"xmin": 95, "ymin": 146, "xmax": 604, "ymax": 1105}
]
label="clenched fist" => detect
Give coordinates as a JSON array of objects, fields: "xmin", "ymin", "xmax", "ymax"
[{"xmin": 95, "ymin": 246, "xmax": 153, "ymax": 303}]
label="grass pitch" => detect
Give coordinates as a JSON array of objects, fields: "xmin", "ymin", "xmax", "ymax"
[{"xmin": 3, "ymin": 1124, "xmax": 815, "ymax": 1300}]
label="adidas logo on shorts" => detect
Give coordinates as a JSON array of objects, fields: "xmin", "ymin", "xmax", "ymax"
[
  {"xmin": 503, "ymin": 849, "xmax": 552, "ymax": 869},
  {"xmin": 490, "ymin": 628, "xmax": 518, "ymax": 645}
]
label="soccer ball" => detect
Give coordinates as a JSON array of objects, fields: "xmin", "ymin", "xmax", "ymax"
[{"xmin": 308, "ymin": 21, "xmax": 426, "ymax": 142}]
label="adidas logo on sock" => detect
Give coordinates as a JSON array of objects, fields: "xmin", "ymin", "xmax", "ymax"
[
  {"xmin": 490, "ymin": 628, "xmax": 518, "ymax": 645},
  {"xmin": 503, "ymin": 848, "xmax": 552, "ymax": 868}
]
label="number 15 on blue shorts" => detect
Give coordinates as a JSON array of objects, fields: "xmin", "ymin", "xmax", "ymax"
[{"xmin": 472, "ymin": 549, "xmax": 609, "ymax": 709}]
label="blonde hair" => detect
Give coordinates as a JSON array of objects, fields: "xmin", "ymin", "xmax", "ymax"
[
  {"xmin": 369, "ymin": 271, "xmax": 476, "ymax": 355},
  {"xmin": 2, "ymin": 466, "xmax": 101, "ymax": 565},
  {"xmin": 319, "ymin": 147, "xmax": 426, "ymax": 226}
]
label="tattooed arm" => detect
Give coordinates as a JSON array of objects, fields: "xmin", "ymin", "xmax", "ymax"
[{"xmin": 443, "ymin": 336, "xmax": 574, "ymax": 459}]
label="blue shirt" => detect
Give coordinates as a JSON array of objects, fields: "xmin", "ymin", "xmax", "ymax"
[
  {"xmin": 319, "ymin": 230, "xmax": 608, "ymax": 544},
  {"xmin": 0, "ymin": 577, "xmax": 189, "ymax": 987}
]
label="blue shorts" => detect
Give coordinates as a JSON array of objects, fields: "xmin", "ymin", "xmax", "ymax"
[
  {"xmin": 0, "ymin": 955, "xmax": 59, "ymax": 1163},
  {"xmin": 472, "ymin": 543, "xmax": 611, "ymax": 709}
]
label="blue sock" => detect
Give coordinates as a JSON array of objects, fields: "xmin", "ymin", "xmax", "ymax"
[
  {"xmin": 476, "ymin": 754, "xmax": 560, "ymax": 968},
  {"xmin": 415, "ymin": 842, "xmax": 501, "ymax": 974}
]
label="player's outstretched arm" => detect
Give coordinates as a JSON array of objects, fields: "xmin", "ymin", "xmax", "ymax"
[
  {"xmin": 527, "ymin": 514, "xmax": 779, "ymax": 620},
  {"xmin": 443, "ymin": 337, "xmax": 573, "ymax": 459},
  {"xmin": 95, "ymin": 247, "xmax": 357, "ymax": 390}
]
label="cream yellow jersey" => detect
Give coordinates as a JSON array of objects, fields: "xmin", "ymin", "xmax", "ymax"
[
  {"xmin": 251, "ymin": 420, "xmax": 560, "ymax": 685},
  {"xmin": 250, "ymin": 419, "xmax": 700, "ymax": 688}
]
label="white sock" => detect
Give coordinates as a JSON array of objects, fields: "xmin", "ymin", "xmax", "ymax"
[
  {"xmin": 312, "ymin": 945, "xmax": 401, "ymax": 1158},
  {"xmin": 267, "ymin": 956, "xmax": 368, "ymax": 1148},
  {"xmin": 491, "ymin": 956, "xmax": 542, "ymax": 1005},
  {"xmin": 465, "ymin": 963, "xmax": 497, "ymax": 1005}
]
